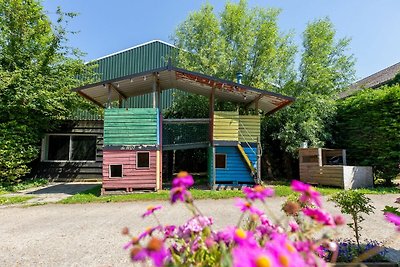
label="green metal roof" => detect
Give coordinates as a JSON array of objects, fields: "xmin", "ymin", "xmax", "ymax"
[
  {"xmin": 74, "ymin": 40, "xmax": 177, "ymax": 117},
  {"xmin": 89, "ymin": 40, "xmax": 175, "ymax": 82}
]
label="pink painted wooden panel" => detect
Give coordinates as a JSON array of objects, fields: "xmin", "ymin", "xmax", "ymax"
[{"xmin": 102, "ymin": 150, "xmax": 157, "ymax": 190}]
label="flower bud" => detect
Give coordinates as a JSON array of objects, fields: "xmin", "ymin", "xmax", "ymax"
[
  {"xmin": 333, "ymin": 215, "xmax": 346, "ymax": 226},
  {"xmin": 147, "ymin": 237, "xmax": 163, "ymax": 251},
  {"xmin": 283, "ymin": 201, "xmax": 300, "ymax": 215},
  {"xmin": 121, "ymin": 227, "xmax": 129, "ymax": 235}
]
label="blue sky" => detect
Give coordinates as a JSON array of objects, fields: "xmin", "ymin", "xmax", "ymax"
[{"xmin": 42, "ymin": 0, "xmax": 400, "ymax": 81}]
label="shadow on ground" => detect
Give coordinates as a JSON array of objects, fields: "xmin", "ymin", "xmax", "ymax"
[{"xmin": 27, "ymin": 183, "xmax": 99, "ymax": 196}]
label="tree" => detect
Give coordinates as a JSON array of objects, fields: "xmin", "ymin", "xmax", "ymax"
[
  {"xmin": 172, "ymin": 2, "xmax": 355, "ymax": 179},
  {"xmin": 0, "ymin": 0, "xmax": 95, "ymax": 183},
  {"xmin": 172, "ymin": 0, "xmax": 296, "ymax": 88}
]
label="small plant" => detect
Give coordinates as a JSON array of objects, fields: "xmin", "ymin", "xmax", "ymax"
[
  {"xmin": 325, "ymin": 238, "xmax": 388, "ymax": 263},
  {"xmin": 329, "ymin": 190, "xmax": 375, "ymax": 250}
]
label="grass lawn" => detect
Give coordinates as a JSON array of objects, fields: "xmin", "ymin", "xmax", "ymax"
[
  {"xmin": 0, "ymin": 195, "xmax": 34, "ymax": 205},
  {"xmin": 0, "ymin": 178, "xmax": 48, "ymax": 194},
  {"xmin": 59, "ymin": 184, "xmax": 400, "ymax": 204}
]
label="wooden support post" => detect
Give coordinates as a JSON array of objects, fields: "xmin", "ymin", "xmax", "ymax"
[
  {"xmin": 118, "ymin": 94, "xmax": 123, "ymax": 108},
  {"xmin": 342, "ymin": 149, "xmax": 347, "ymax": 166},
  {"xmin": 152, "ymin": 73, "xmax": 157, "ymax": 108},
  {"xmin": 209, "ymin": 87, "xmax": 215, "ymax": 144},
  {"xmin": 157, "ymin": 78, "xmax": 163, "ymax": 190},
  {"xmin": 209, "ymin": 87, "xmax": 216, "ymax": 188},
  {"xmin": 318, "ymin": 148, "xmax": 323, "ymax": 167},
  {"xmin": 107, "ymin": 84, "xmax": 112, "ymax": 108}
]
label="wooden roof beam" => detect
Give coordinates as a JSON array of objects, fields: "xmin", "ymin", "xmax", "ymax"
[
  {"xmin": 77, "ymin": 91, "xmax": 104, "ymax": 108},
  {"xmin": 244, "ymin": 94, "xmax": 264, "ymax": 109},
  {"xmin": 108, "ymin": 83, "xmax": 128, "ymax": 99}
]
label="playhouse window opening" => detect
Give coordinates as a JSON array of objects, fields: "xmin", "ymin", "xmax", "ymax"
[
  {"xmin": 215, "ymin": 154, "xmax": 227, "ymax": 169},
  {"xmin": 137, "ymin": 152, "xmax": 150, "ymax": 168},
  {"xmin": 109, "ymin": 165, "xmax": 123, "ymax": 178},
  {"xmin": 45, "ymin": 135, "xmax": 96, "ymax": 161}
]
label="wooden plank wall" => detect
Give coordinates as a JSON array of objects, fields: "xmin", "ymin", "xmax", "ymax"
[
  {"xmin": 239, "ymin": 115, "xmax": 260, "ymax": 143},
  {"xmin": 300, "ymin": 165, "xmax": 344, "ymax": 187},
  {"xmin": 102, "ymin": 150, "xmax": 157, "ymax": 190},
  {"xmin": 215, "ymin": 145, "xmax": 256, "ymax": 184},
  {"xmin": 104, "ymin": 108, "xmax": 158, "ymax": 146},
  {"xmin": 30, "ymin": 120, "xmax": 104, "ymax": 181},
  {"xmin": 213, "ymin": 111, "xmax": 239, "ymax": 141}
]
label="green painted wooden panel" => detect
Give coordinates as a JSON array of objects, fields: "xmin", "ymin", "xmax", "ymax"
[
  {"xmin": 213, "ymin": 111, "xmax": 239, "ymax": 141},
  {"xmin": 239, "ymin": 115, "xmax": 261, "ymax": 143},
  {"xmin": 104, "ymin": 108, "xmax": 158, "ymax": 146}
]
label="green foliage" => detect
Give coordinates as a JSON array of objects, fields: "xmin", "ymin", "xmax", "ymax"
[
  {"xmin": 0, "ymin": 0, "xmax": 96, "ymax": 183},
  {"xmin": 383, "ymin": 206, "xmax": 400, "ymax": 216},
  {"xmin": 0, "ymin": 195, "xmax": 34, "ymax": 205},
  {"xmin": 0, "ymin": 178, "xmax": 48, "ymax": 193},
  {"xmin": 172, "ymin": 2, "xmax": 355, "ymax": 179},
  {"xmin": 334, "ymin": 85, "xmax": 400, "ymax": 184},
  {"xmin": 329, "ymin": 190, "xmax": 375, "ymax": 249}
]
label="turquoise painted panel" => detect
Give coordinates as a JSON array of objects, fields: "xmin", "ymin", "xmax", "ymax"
[
  {"xmin": 215, "ymin": 145, "xmax": 257, "ymax": 184},
  {"xmin": 104, "ymin": 108, "xmax": 158, "ymax": 146}
]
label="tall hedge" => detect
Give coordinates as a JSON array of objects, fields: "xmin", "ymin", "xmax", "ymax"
[{"xmin": 333, "ymin": 85, "xmax": 400, "ymax": 184}]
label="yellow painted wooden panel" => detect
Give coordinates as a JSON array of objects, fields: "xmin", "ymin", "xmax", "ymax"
[
  {"xmin": 213, "ymin": 111, "xmax": 239, "ymax": 141},
  {"xmin": 239, "ymin": 115, "xmax": 260, "ymax": 143}
]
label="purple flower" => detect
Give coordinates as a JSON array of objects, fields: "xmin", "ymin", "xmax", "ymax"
[
  {"xmin": 303, "ymin": 207, "xmax": 334, "ymax": 226},
  {"xmin": 243, "ymin": 185, "xmax": 274, "ymax": 202},
  {"xmin": 172, "ymin": 171, "xmax": 194, "ymax": 188},
  {"xmin": 163, "ymin": 225, "xmax": 177, "ymax": 238},
  {"xmin": 291, "ymin": 180, "xmax": 322, "ymax": 207},
  {"xmin": 170, "ymin": 186, "xmax": 192, "ymax": 204},
  {"xmin": 145, "ymin": 237, "xmax": 170, "ymax": 267},
  {"xmin": 385, "ymin": 212, "xmax": 400, "ymax": 231},
  {"xmin": 179, "ymin": 215, "xmax": 213, "ymax": 237},
  {"xmin": 235, "ymin": 198, "xmax": 264, "ymax": 216},
  {"xmin": 142, "ymin": 205, "xmax": 162, "ymax": 218}
]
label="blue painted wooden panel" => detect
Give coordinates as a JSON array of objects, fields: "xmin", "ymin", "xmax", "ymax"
[{"xmin": 215, "ymin": 145, "xmax": 257, "ymax": 184}]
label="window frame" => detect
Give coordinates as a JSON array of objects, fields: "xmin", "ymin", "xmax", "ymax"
[
  {"xmin": 109, "ymin": 164, "xmax": 123, "ymax": 178},
  {"xmin": 215, "ymin": 153, "xmax": 227, "ymax": 169},
  {"xmin": 136, "ymin": 151, "xmax": 151, "ymax": 169},
  {"xmin": 41, "ymin": 134, "xmax": 97, "ymax": 163}
]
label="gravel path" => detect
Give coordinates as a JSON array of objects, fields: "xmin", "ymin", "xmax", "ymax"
[{"xmin": 0, "ymin": 195, "xmax": 399, "ymax": 266}]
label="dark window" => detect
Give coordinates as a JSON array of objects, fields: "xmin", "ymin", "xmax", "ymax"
[
  {"xmin": 137, "ymin": 152, "xmax": 150, "ymax": 168},
  {"xmin": 71, "ymin": 136, "xmax": 96, "ymax": 160},
  {"xmin": 215, "ymin": 154, "xmax": 227, "ymax": 169},
  {"xmin": 110, "ymin": 165, "xmax": 123, "ymax": 178},
  {"xmin": 48, "ymin": 135, "xmax": 70, "ymax": 160}
]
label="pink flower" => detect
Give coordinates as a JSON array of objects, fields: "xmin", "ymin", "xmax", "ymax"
[
  {"xmin": 142, "ymin": 205, "xmax": 162, "ymax": 218},
  {"xmin": 232, "ymin": 228, "xmax": 256, "ymax": 246},
  {"xmin": 302, "ymin": 207, "xmax": 334, "ymax": 226},
  {"xmin": 266, "ymin": 234, "xmax": 307, "ymax": 267},
  {"xmin": 385, "ymin": 212, "xmax": 400, "ymax": 231},
  {"xmin": 289, "ymin": 221, "xmax": 299, "ymax": 232},
  {"xmin": 179, "ymin": 215, "xmax": 213, "ymax": 237},
  {"xmin": 243, "ymin": 185, "xmax": 274, "ymax": 202},
  {"xmin": 172, "ymin": 171, "xmax": 194, "ymax": 188},
  {"xmin": 233, "ymin": 245, "xmax": 278, "ymax": 267},
  {"xmin": 170, "ymin": 186, "xmax": 192, "ymax": 204},
  {"xmin": 291, "ymin": 180, "xmax": 322, "ymax": 207},
  {"xmin": 138, "ymin": 226, "xmax": 161, "ymax": 240},
  {"xmin": 333, "ymin": 214, "xmax": 346, "ymax": 226},
  {"xmin": 235, "ymin": 198, "xmax": 264, "ymax": 216}
]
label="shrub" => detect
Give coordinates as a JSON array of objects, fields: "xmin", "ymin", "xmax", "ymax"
[
  {"xmin": 334, "ymin": 85, "xmax": 400, "ymax": 184},
  {"xmin": 329, "ymin": 190, "xmax": 375, "ymax": 250}
]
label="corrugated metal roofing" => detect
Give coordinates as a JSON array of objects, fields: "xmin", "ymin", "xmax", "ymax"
[
  {"xmin": 83, "ymin": 40, "xmax": 177, "ymax": 111},
  {"xmin": 89, "ymin": 40, "xmax": 175, "ymax": 82}
]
